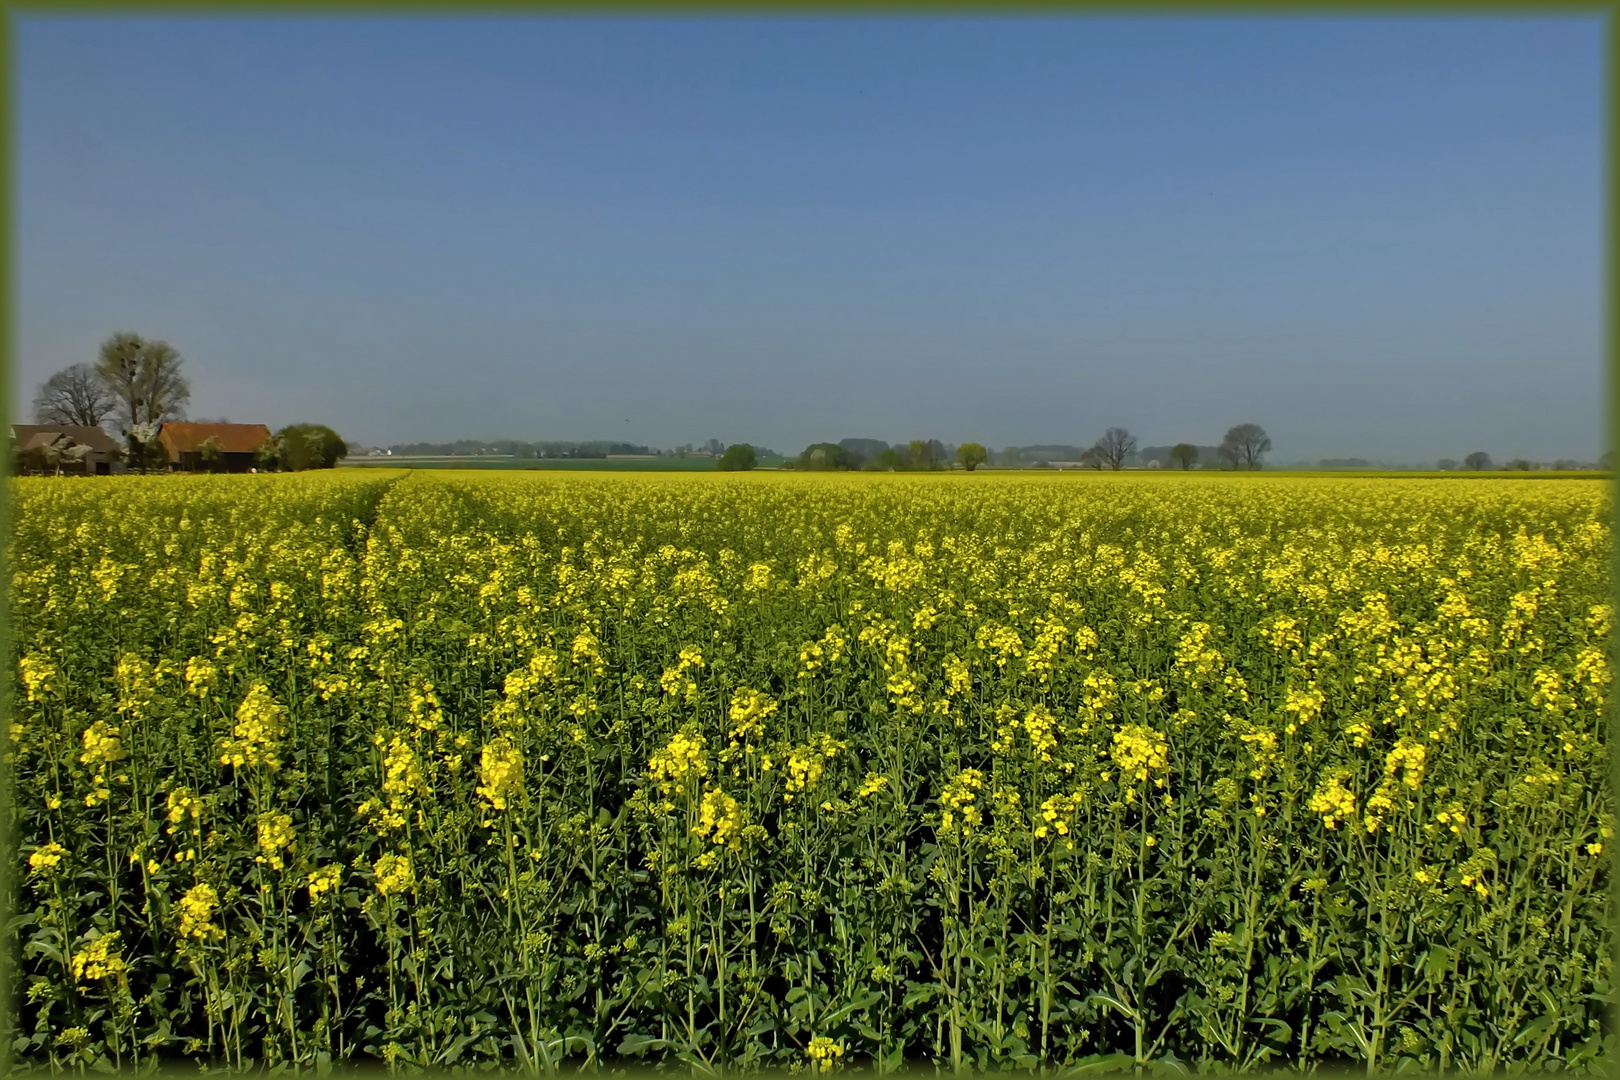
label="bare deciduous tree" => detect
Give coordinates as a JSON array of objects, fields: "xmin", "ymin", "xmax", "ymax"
[
  {"xmin": 32, "ymin": 364, "xmax": 115, "ymax": 428},
  {"xmin": 1094, "ymin": 427, "xmax": 1136, "ymax": 470}
]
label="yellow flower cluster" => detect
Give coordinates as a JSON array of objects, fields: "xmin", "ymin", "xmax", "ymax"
[
  {"xmin": 69, "ymin": 932, "xmax": 126, "ymax": 982},
  {"xmin": 79, "ymin": 721, "xmax": 124, "ymax": 767},
  {"xmin": 1035, "ymin": 789, "xmax": 1087, "ymax": 847},
  {"xmin": 727, "ymin": 688, "xmax": 779, "ymax": 742},
  {"xmin": 28, "ymin": 841, "xmax": 66, "ymax": 874},
  {"xmin": 218, "ymin": 683, "xmax": 284, "ymax": 770},
  {"xmin": 1111, "ymin": 724, "xmax": 1169, "ymax": 786},
  {"xmin": 307, "ymin": 864, "xmax": 343, "ymax": 900},
  {"xmin": 857, "ymin": 773, "xmax": 889, "ymax": 798},
  {"xmin": 256, "ymin": 812, "xmax": 296, "ymax": 870},
  {"xmin": 939, "ymin": 768, "xmax": 985, "ymax": 837},
  {"xmin": 477, "ymin": 737, "xmax": 524, "ymax": 811},
  {"xmin": 184, "ymin": 656, "xmax": 217, "ymax": 698},
  {"xmin": 805, "ymin": 1036, "xmax": 843, "ymax": 1073},
  {"xmin": 659, "ymin": 646, "xmax": 705, "ymax": 702},
  {"xmin": 649, "ymin": 730, "xmax": 709, "ymax": 798},
  {"xmin": 373, "ymin": 853, "xmax": 415, "ymax": 896},
  {"xmin": 692, "ymin": 787, "xmax": 746, "ymax": 860},
  {"xmin": 1307, "ymin": 770, "xmax": 1357, "ymax": 829},
  {"xmin": 1363, "ymin": 738, "xmax": 1427, "ymax": 834},
  {"xmin": 17, "ymin": 655, "xmax": 54, "ymax": 703},
  {"xmin": 178, "ymin": 883, "xmax": 223, "ymax": 942},
  {"xmin": 782, "ymin": 733, "xmax": 844, "ymax": 802}
]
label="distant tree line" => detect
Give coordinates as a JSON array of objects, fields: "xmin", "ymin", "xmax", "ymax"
[
  {"xmin": 1435, "ymin": 453, "xmax": 1610, "ymax": 472},
  {"xmin": 784, "ymin": 438, "xmax": 964, "ymax": 472},
  {"xmin": 386, "ymin": 440, "xmax": 656, "ymax": 458},
  {"xmin": 782, "ymin": 425, "xmax": 1273, "ymax": 472},
  {"xmin": 382, "ymin": 440, "xmax": 785, "ymax": 461}
]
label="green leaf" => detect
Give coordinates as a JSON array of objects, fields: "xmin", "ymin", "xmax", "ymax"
[
  {"xmin": 1058, "ymin": 1052, "xmax": 1136, "ymax": 1075},
  {"xmin": 616, "ymin": 1033, "xmax": 670, "ymax": 1057}
]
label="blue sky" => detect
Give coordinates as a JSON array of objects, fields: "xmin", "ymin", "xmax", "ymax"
[{"xmin": 14, "ymin": 16, "xmax": 1606, "ymax": 462}]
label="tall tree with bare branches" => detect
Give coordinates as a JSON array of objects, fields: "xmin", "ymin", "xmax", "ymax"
[
  {"xmin": 32, "ymin": 363, "xmax": 116, "ymax": 427},
  {"xmin": 1094, "ymin": 427, "xmax": 1136, "ymax": 470}
]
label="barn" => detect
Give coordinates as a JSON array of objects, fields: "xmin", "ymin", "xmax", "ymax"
[
  {"xmin": 10, "ymin": 425, "xmax": 124, "ymax": 475},
  {"xmin": 157, "ymin": 422, "xmax": 273, "ymax": 473}
]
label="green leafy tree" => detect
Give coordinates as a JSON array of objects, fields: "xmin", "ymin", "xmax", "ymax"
[
  {"xmin": 1464, "ymin": 451, "xmax": 1492, "ymax": 471},
  {"xmin": 198, "ymin": 436, "xmax": 224, "ymax": 473},
  {"xmin": 1169, "ymin": 443, "xmax": 1198, "ymax": 470},
  {"xmin": 253, "ymin": 437, "xmax": 281, "ymax": 472},
  {"xmin": 275, "ymin": 424, "xmax": 348, "ymax": 471},
  {"xmin": 956, "ymin": 443, "xmax": 987, "ymax": 472},
  {"xmin": 124, "ymin": 421, "xmax": 169, "ymax": 473},
  {"xmin": 718, "ymin": 444, "xmax": 757, "ymax": 471},
  {"xmin": 797, "ymin": 443, "xmax": 851, "ymax": 471},
  {"xmin": 866, "ymin": 448, "xmax": 905, "ymax": 471},
  {"xmin": 96, "ymin": 333, "xmax": 191, "ymax": 473}
]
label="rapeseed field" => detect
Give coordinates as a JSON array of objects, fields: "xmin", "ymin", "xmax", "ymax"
[{"xmin": 7, "ymin": 470, "xmax": 1612, "ymax": 1073}]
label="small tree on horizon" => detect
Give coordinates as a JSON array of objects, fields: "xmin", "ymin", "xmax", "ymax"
[
  {"xmin": 718, "ymin": 444, "xmax": 757, "ymax": 471},
  {"xmin": 1094, "ymin": 427, "xmax": 1136, "ymax": 470},
  {"xmin": 1169, "ymin": 443, "xmax": 1198, "ymax": 470},
  {"xmin": 798, "ymin": 443, "xmax": 851, "ymax": 471},
  {"xmin": 1464, "ymin": 451, "xmax": 1492, "ymax": 471},
  {"xmin": 1219, "ymin": 424, "xmax": 1272, "ymax": 470},
  {"xmin": 957, "ymin": 443, "xmax": 987, "ymax": 472}
]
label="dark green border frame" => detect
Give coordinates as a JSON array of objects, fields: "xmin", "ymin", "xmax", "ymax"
[{"xmin": 0, "ymin": 9, "xmax": 1613, "ymax": 1077}]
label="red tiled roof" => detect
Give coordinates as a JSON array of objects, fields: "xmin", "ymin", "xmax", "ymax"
[{"xmin": 158, "ymin": 423, "xmax": 273, "ymax": 457}]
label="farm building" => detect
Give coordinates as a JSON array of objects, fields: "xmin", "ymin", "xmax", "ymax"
[
  {"xmin": 157, "ymin": 422, "xmax": 273, "ymax": 473},
  {"xmin": 10, "ymin": 424, "xmax": 124, "ymax": 475}
]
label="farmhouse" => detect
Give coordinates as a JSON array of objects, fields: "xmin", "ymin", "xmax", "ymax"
[
  {"xmin": 158, "ymin": 422, "xmax": 273, "ymax": 473},
  {"xmin": 10, "ymin": 424, "xmax": 124, "ymax": 475}
]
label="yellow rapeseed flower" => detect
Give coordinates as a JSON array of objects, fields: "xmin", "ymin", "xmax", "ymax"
[
  {"xmin": 69, "ymin": 932, "xmax": 126, "ymax": 982},
  {"xmin": 477, "ymin": 738, "xmax": 524, "ymax": 811},
  {"xmin": 373, "ymin": 853, "xmax": 415, "ymax": 897},
  {"xmin": 307, "ymin": 864, "xmax": 343, "ymax": 900},
  {"xmin": 28, "ymin": 841, "xmax": 66, "ymax": 874},
  {"xmin": 256, "ymin": 812, "xmax": 295, "ymax": 871},
  {"xmin": 178, "ymin": 883, "xmax": 223, "ymax": 942}
]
